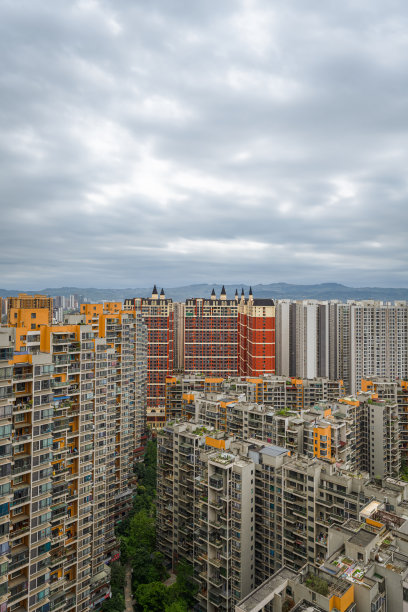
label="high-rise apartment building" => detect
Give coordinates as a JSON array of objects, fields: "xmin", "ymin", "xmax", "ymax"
[
  {"xmin": 165, "ymin": 373, "xmax": 345, "ymax": 424},
  {"xmin": 7, "ymin": 294, "xmax": 53, "ymax": 326},
  {"xmin": 275, "ymin": 301, "xmax": 330, "ymax": 380},
  {"xmin": 238, "ymin": 292, "xmax": 275, "ymax": 377},
  {"xmin": 158, "ymin": 422, "xmax": 408, "ymax": 612},
  {"xmin": 183, "ymin": 287, "xmax": 275, "ymax": 380},
  {"xmin": 184, "ymin": 287, "xmax": 238, "ymax": 378},
  {"xmin": 276, "ymin": 300, "xmax": 408, "ymax": 395},
  {"xmin": 176, "ymin": 383, "xmax": 399, "ymax": 479},
  {"xmin": 0, "ymin": 300, "xmax": 147, "ymax": 611},
  {"xmin": 334, "ymin": 301, "xmax": 408, "ymax": 394},
  {"xmin": 124, "ymin": 287, "xmax": 174, "ymax": 428}
]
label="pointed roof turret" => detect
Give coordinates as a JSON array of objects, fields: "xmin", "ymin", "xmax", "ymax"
[
  {"xmin": 248, "ymin": 286, "xmax": 254, "ymax": 303},
  {"xmin": 249, "ymin": 286, "xmax": 253, "ymax": 296},
  {"xmin": 152, "ymin": 285, "xmax": 158, "ymax": 299},
  {"xmin": 241, "ymin": 288, "xmax": 245, "ymax": 296},
  {"xmin": 235, "ymin": 288, "xmax": 239, "ymax": 303},
  {"xmin": 220, "ymin": 285, "xmax": 227, "ymax": 300},
  {"xmin": 211, "ymin": 288, "xmax": 216, "ymax": 301},
  {"xmin": 160, "ymin": 288, "xmax": 165, "ymax": 300}
]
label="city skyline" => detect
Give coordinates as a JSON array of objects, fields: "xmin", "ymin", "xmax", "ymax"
[{"xmin": 1, "ymin": 1, "xmax": 408, "ymax": 288}]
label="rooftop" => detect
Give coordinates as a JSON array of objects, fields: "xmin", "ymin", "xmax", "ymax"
[
  {"xmin": 259, "ymin": 444, "xmax": 289, "ymax": 457},
  {"xmin": 348, "ymin": 529, "xmax": 377, "ymax": 548},
  {"xmin": 292, "ymin": 602, "xmax": 327, "ymax": 612},
  {"xmin": 235, "ymin": 567, "xmax": 297, "ymax": 612}
]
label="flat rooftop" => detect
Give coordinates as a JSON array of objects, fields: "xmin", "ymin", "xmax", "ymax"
[
  {"xmin": 348, "ymin": 529, "xmax": 377, "ymax": 548},
  {"xmin": 236, "ymin": 567, "xmax": 297, "ymax": 612},
  {"xmin": 260, "ymin": 444, "xmax": 289, "ymax": 457},
  {"xmin": 292, "ymin": 602, "xmax": 327, "ymax": 612}
]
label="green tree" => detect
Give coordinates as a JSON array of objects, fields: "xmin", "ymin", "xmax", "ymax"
[
  {"xmin": 170, "ymin": 560, "xmax": 198, "ymax": 608},
  {"xmin": 165, "ymin": 600, "xmax": 189, "ymax": 612},
  {"xmin": 131, "ymin": 548, "xmax": 154, "ymax": 589},
  {"xmin": 136, "ymin": 582, "xmax": 170, "ymax": 612},
  {"xmin": 110, "ymin": 562, "xmax": 126, "ymax": 591},
  {"xmin": 147, "ymin": 551, "xmax": 169, "ymax": 583},
  {"xmin": 101, "ymin": 592, "xmax": 125, "ymax": 612},
  {"xmin": 121, "ymin": 509, "xmax": 155, "ymax": 563}
]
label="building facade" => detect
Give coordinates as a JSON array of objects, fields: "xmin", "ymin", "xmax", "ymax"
[
  {"xmin": 124, "ymin": 287, "xmax": 174, "ymax": 428},
  {"xmin": 238, "ymin": 294, "xmax": 275, "ymax": 377},
  {"xmin": 158, "ymin": 422, "xmax": 408, "ymax": 612},
  {"xmin": 0, "ymin": 299, "xmax": 147, "ymax": 611}
]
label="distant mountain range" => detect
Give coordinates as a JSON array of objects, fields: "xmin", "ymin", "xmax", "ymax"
[{"xmin": 1, "ymin": 283, "xmax": 408, "ymax": 302}]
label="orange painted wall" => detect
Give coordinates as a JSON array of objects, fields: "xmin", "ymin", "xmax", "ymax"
[{"xmin": 9, "ymin": 308, "xmax": 50, "ymax": 330}]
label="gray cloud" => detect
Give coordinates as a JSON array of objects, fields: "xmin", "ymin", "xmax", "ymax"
[{"xmin": 1, "ymin": 0, "xmax": 408, "ymax": 289}]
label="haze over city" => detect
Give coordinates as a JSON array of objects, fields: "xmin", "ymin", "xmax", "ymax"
[{"xmin": 1, "ymin": 0, "xmax": 408, "ymax": 289}]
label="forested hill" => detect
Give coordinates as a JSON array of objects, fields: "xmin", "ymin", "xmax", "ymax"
[{"xmin": 1, "ymin": 282, "xmax": 408, "ymax": 302}]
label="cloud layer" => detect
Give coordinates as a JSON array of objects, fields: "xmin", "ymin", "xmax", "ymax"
[{"xmin": 1, "ymin": 0, "xmax": 408, "ymax": 288}]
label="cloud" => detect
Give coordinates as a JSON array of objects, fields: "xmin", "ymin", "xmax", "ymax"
[{"xmin": 0, "ymin": 0, "xmax": 407, "ymax": 289}]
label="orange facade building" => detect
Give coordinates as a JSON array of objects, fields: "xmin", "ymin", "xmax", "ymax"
[{"xmin": 7, "ymin": 293, "xmax": 53, "ymax": 326}]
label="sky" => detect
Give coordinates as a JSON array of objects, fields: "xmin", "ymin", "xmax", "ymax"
[{"xmin": 1, "ymin": 0, "xmax": 408, "ymax": 289}]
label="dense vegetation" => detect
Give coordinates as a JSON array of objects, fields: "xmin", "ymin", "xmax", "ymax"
[
  {"xmin": 305, "ymin": 573, "xmax": 329, "ymax": 596},
  {"xmin": 102, "ymin": 439, "xmax": 197, "ymax": 612},
  {"xmin": 400, "ymin": 461, "xmax": 408, "ymax": 482}
]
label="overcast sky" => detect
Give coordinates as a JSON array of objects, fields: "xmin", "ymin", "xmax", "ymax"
[{"xmin": 1, "ymin": 0, "xmax": 408, "ymax": 289}]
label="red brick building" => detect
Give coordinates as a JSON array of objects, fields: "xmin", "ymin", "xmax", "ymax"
[
  {"xmin": 238, "ymin": 289, "xmax": 276, "ymax": 376},
  {"xmin": 184, "ymin": 286, "xmax": 276, "ymax": 379},
  {"xmin": 184, "ymin": 286, "xmax": 238, "ymax": 377}
]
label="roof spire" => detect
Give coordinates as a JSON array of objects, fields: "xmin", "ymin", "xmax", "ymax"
[
  {"xmin": 152, "ymin": 285, "xmax": 158, "ymax": 298},
  {"xmin": 160, "ymin": 288, "xmax": 165, "ymax": 299},
  {"xmin": 211, "ymin": 288, "xmax": 216, "ymax": 301},
  {"xmin": 220, "ymin": 285, "xmax": 227, "ymax": 300}
]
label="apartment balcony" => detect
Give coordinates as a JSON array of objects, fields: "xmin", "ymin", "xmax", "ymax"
[
  {"xmin": 10, "ymin": 519, "xmax": 29, "ymax": 539},
  {"xmin": 8, "ymin": 576, "xmax": 28, "ymax": 604},
  {"xmin": 209, "ymin": 477, "xmax": 224, "ymax": 490},
  {"xmin": 208, "ymin": 574, "xmax": 224, "ymax": 588},
  {"xmin": 316, "ymin": 515, "xmax": 332, "ymax": 527},
  {"xmin": 11, "ymin": 487, "xmax": 30, "ymax": 509},
  {"xmin": 285, "ymin": 485, "xmax": 305, "ymax": 498},
  {"xmin": 209, "ymin": 535, "xmax": 223, "ymax": 548},
  {"xmin": 49, "ymin": 554, "xmax": 66, "ymax": 568},
  {"xmin": 179, "ymin": 444, "xmax": 193, "ymax": 455},
  {"xmin": 12, "ymin": 433, "xmax": 31, "ymax": 444},
  {"xmin": 209, "ymin": 498, "xmax": 223, "ymax": 510},
  {"xmin": 13, "ymin": 402, "xmax": 32, "ymax": 413},
  {"xmin": 209, "ymin": 590, "xmax": 222, "ymax": 606},
  {"xmin": 12, "ymin": 459, "xmax": 31, "ymax": 476},
  {"xmin": 49, "ymin": 594, "xmax": 66, "ymax": 611},
  {"xmin": 9, "ymin": 545, "xmax": 29, "ymax": 571}
]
